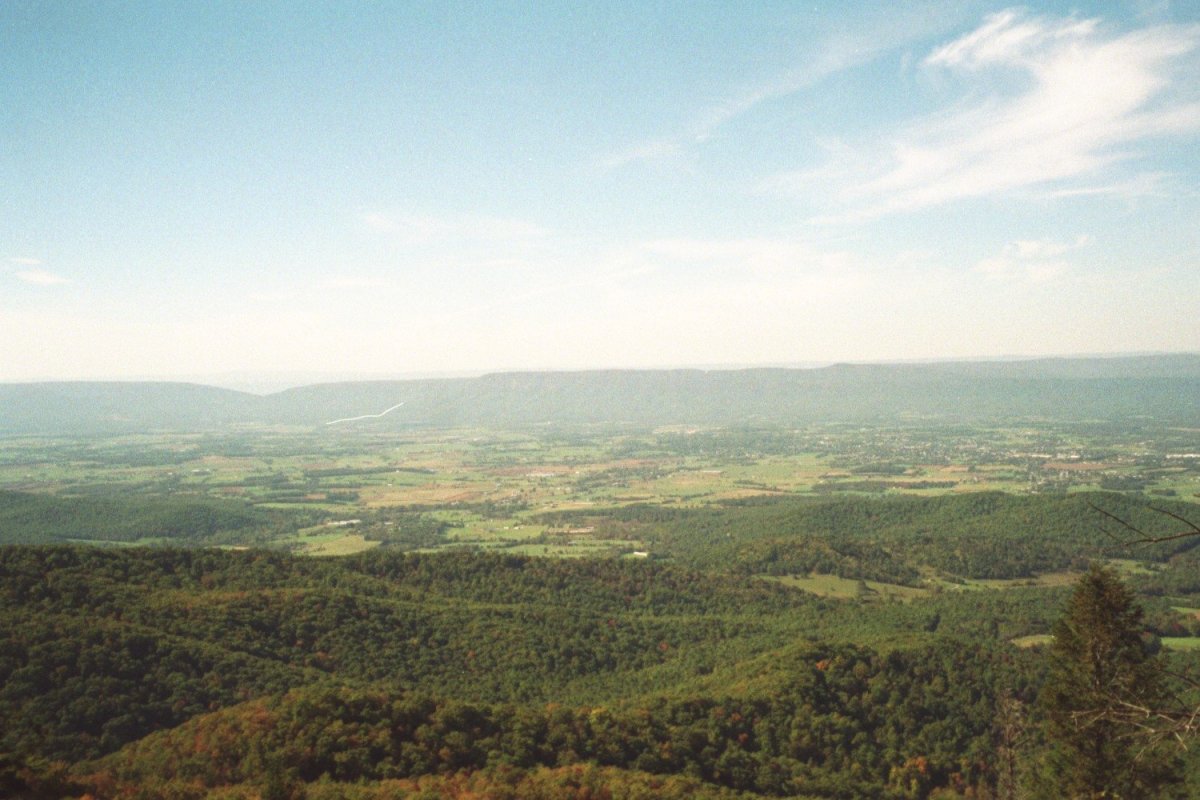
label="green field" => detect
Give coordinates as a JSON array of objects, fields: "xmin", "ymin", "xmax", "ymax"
[
  {"xmin": 1011, "ymin": 634, "xmax": 1055, "ymax": 648},
  {"xmin": 1161, "ymin": 637, "xmax": 1200, "ymax": 651},
  {"xmin": 3, "ymin": 423, "xmax": 1199, "ymax": 582},
  {"xmin": 770, "ymin": 573, "xmax": 931, "ymax": 600},
  {"xmin": 2, "ymin": 416, "xmax": 1200, "ymax": 799}
]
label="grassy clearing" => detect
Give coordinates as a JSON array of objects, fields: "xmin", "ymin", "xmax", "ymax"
[
  {"xmin": 1107, "ymin": 558, "xmax": 1158, "ymax": 576},
  {"xmin": 503, "ymin": 543, "xmax": 613, "ymax": 558},
  {"xmin": 1011, "ymin": 634, "xmax": 1054, "ymax": 648},
  {"xmin": 300, "ymin": 533, "xmax": 379, "ymax": 556},
  {"xmin": 254, "ymin": 501, "xmax": 350, "ymax": 511},
  {"xmin": 968, "ymin": 571, "xmax": 1081, "ymax": 590},
  {"xmin": 65, "ymin": 537, "xmax": 176, "ymax": 548},
  {"xmin": 769, "ymin": 573, "xmax": 929, "ymax": 601},
  {"xmin": 446, "ymin": 523, "xmax": 544, "ymax": 542},
  {"xmin": 1161, "ymin": 637, "xmax": 1200, "ymax": 651}
]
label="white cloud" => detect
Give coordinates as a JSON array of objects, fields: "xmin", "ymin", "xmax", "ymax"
[
  {"xmin": 607, "ymin": 66, "xmax": 831, "ymax": 172},
  {"xmin": 363, "ymin": 212, "xmax": 446, "ymax": 241},
  {"xmin": 974, "ymin": 235, "xmax": 1090, "ymax": 284},
  {"xmin": 924, "ymin": 10, "xmax": 1097, "ymax": 69},
  {"xmin": 362, "ymin": 212, "xmax": 548, "ymax": 245},
  {"xmin": 598, "ymin": 138, "xmax": 683, "ymax": 172},
  {"xmin": 640, "ymin": 236, "xmax": 856, "ymax": 279},
  {"xmin": 773, "ymin": 9, "xmax": 1200, "ymax": 220},
  {"xmin": 9, "ymin": 257, "xmax": 43, "ymax": 266},
  {"xmin": 1046, "ymin": 171, "xmax": 1169, "ymax": 198},
  {"xmin": 598, "ymin": 8, "xmax": 953, "ymax": 173},
  {"xmin": 1010, "ymin": 235, "xmax": 1091, "ymax": 260},
  {"xmin": 14, "ymin": 269, "xmax": 70, "ymax": 286},
  {"xmin": 314, "ymin": 276, "xmax": 387, "ymax": 290}
]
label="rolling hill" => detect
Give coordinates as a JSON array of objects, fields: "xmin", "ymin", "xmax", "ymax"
[{"xmin": 2, "ymin": 354, "xmax": 1198, "ymax": 434}]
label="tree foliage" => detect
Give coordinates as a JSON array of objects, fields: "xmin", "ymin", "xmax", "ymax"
[
  {"xmin": 1036, "ymin": 564, "xmax": 1180, "ymax": 799},
  {"xmin": 0, "ymin": 545, "xmax": 1061, "ymax": 798}
]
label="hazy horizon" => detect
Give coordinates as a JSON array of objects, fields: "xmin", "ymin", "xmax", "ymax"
[
  {"xmin": 4, "ymin": 2, "xmax": 1199, "ymax": 382},
  {"xmin": 3, "ymin": 349, "xmax": 1197, "ymax": 396}
]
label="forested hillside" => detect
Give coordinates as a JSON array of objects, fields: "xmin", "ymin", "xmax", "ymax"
[
  {"xmin": 1, "ymin": 546, "xmax": 1058, "ymax": 799},
  {"xmin": 4, "ymin": 502, "xmax": 1200, "ymax": 797},
  {"xmin": 0, "ymin": 489, "xmax": 320, "ymax": 546},
  {"xmin": 541, "ymin": 492, "xmax": 1200, "ymax": 581},
  {"xmin": 2, "ymin": 355, "xmax": 1199, "ymax": 434}
]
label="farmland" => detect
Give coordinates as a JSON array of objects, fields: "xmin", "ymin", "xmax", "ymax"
[
  {"xmin": 4, "ymin": 385, "xmax": 1200, "ymax": 798},
  {"xmin": 2, "ymin": 420, "xmax": 1197, "ymax": 560}
]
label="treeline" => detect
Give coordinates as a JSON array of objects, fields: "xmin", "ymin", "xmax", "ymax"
[
  {"xmin": 0, "ymin": 489, "xmax": 320, "ymax": 546},
  {"xmin": 540, "ymin": 492, "xmax": 1200, "ymax": 582},
  {"xmin": 352, "ymin": 510, "xmax": 450, "ymax": 548}
]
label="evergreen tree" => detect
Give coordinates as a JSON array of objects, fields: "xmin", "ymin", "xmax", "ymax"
[
  {"xmin": 993, "ymin": 690, "xmax": 1026, "ymax": 800},
  {"xmin": 1035, "ymin": 564, "xmax": 1179, "ymax": 799}
]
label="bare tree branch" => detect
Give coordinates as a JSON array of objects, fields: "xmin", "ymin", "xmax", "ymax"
[
  {"xmin": 1088, "ymin": 502, "xmax": 1200, "ymax": 546},
  {"xmin": 1065, "ymin": 505, "xmax": 1200, "ymax": 750}
]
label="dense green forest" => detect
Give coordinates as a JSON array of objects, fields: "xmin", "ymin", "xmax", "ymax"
[
  {"xmin": 0, "ymin": 489, "xmax": 321, "ymax": 546},
  {"xmin": 3, "ymin": 540, "xmax": 1200, "ymax": 799},
  {"xmin": 0, "ymin": 546, "xmax": 1049, "ymax": 798},
  {"xmin": 538, "ymin": 491, "xmax": 1200, "ymax": 581}
]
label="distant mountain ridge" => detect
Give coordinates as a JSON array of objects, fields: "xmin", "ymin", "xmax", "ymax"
[{"xmin": 2, "ymin": 354, "xmax": 1199, "ymax": 434}]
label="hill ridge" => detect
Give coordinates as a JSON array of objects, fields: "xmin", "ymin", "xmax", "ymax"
[{"xmin": 2, "ymin": 353, "xmax": 1198, "ymax": 433}]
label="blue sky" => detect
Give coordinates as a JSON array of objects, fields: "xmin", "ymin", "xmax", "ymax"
[{"xmin": 3, "ymin": 1, "xmax": 1198, "ymax": 382}]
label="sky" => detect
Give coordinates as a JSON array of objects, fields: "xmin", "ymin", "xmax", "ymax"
[{"xmin": 3, "ymin": 1, "xmax": 1199, "ymax": 383}]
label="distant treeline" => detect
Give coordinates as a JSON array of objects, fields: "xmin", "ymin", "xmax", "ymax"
[
  {"xmin": 543, "ymin": 492, "xmax": 1200, "ymax": 582},
  {"xmin": 6, "ymin": 487, "xmax": 1199, "ymax": 584},
  {"xmin": 2, "ymin": 354, "xmax": 1199, "ymax": 433},
  {"xmin": 0, "ymin": 489, "xmax": 320, "ymax": 546}
]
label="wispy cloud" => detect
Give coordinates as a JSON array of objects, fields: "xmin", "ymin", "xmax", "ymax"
[
  {"xmin": 1045, "ymin": 171, "xmax": 1170, "ymax": 199},
  {"xmin": 770, "ymin": 9, "xmax": 1200, "ymax": 221},
  {"xmin": 314, "ymin": 276, "xmax": 388, "ymax": 290},
  {"xmin": 923, "ymin": 9, "xmax": 1093, "ymax": 69},
  {"xmin": 599, "ymin": 67, "xmax": 823, "ymax": 172},
  {"xmin": 14, "ymin": 269, "xmax": 70, "ymax": 286},
  {"xmin": 598, "ymin": 12, "xmax": 945, "ymax": 173},
  {"xmin": 362, "ymin": 212, "xmax": 548, "ymax": 245},
  {"xmin": 9, "ymin": 257, "xmax": 43, "ymax": 266},
  {"xmin": 641, "ymin": 236, "xmax": 852, "ymax": 277},
  {"xmin": 636, "ymin": 236, "xmax": 868, "ymax": 303},
  {"xmin": 974, "ymin": 235, "xmax": 1091, "ymax": 284},
  {"xmin": 598, "ymin": 139, "xmax": 684, "ymax": 172}
]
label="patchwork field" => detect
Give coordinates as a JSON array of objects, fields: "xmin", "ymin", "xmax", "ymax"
[{"xmin": 3, "ymin": 423, "xmax": 1199, "ymax": 568}]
